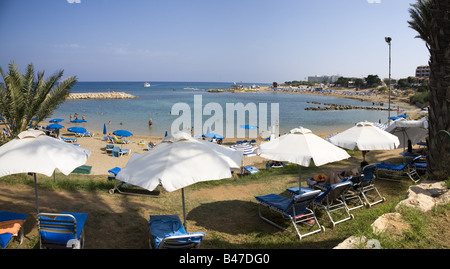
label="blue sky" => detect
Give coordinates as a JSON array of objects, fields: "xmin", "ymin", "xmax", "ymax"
[{"xmin": 0, "ymin": 0, "xmax": 429, "ymax": 83}]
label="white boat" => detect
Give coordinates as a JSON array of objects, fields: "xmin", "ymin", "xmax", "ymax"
[{"xmin": 144, "ymin": 82, "xmax": 151, "ymax": 87}]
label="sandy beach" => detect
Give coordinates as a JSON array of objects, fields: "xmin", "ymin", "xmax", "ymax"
[
  {"xmin": 2, "ymin": 88, "xmax": 423, "ymax": 176},
  {"xmin": 55, "ymin": 88, "xmax": 422, "ymax": 176}
]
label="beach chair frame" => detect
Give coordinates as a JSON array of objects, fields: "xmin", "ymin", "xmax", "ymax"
[
  {"xmin": 312, "ymin": 181, "xmax": 354, "ymax": 228},
  {"xmin": 107, "ymin": 167, "xmax": 160, "ymax": 197},
  {"xmin": 358, "ymin": 165, "xmax": 385, "ymax": 207},
  {"xmin": 342, "ymin": 176, "xmax": 366, "ymax": 211},
  {"xmin": 255, "ymin": 190, "xmax": 324, "ymax": 240},
  {"xmin": 345, "ymin": 165, "xmax": 385, "ymax": 209},
  {"xmin": 376, "ymin": 155, "xmax": 423, "ymax": 183},
  {"xmin": 37, "ymin": 212, "xmax": 87, "ymax": 249}
]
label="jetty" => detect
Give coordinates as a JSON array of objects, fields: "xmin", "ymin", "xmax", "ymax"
[
  {"xmin": 67, "ymin": 92, "xmax": 138, "ymax": 100},
  {"xmin": 305, "ymin": 101, "xmax": 395, "ymax": 111}
]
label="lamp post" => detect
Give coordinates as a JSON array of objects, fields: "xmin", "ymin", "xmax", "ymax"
[{"xmin": 385, "ymin": 37, "xmax": 392, "ymax": 121}]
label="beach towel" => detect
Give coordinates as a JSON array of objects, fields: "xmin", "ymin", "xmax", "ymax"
[
  {"xmin": 0, "ymin": 220, "xmax": 24, "ymax": 236},
  {"xmin": 313, "ymin": 174, "xmax": 327, "ymax": 182}
]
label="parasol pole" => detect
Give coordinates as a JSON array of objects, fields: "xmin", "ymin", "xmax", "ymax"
[
  {"xmin": 181, "ymin": 188, "xmax": 187, "ymax": 230},
  {"xmin": 34, "ymin": 173, "xmax": 40, "ymax": 214},
  {"xmin": 298, "ymin": 165, "xmax": 302, "ymax": 193}
]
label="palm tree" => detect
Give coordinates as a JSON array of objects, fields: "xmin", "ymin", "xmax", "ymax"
[
  {"xmin": 0, "ymin": 62, "xmax": 77, "ymax": 138},
  {"xmin": 408, "ymin": 0, "xmax": 450, "ymax": 181},
  {"xmin": 408, "ymin": 0, "xmax": 433, "ymax": 50}
]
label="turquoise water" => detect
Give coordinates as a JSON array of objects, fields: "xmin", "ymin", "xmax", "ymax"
[{"xmin": 47, "ymin": 81, "xmax": 393, "ymax": 137}]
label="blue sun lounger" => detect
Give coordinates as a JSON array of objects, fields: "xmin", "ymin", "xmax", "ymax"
[
  {"xmin": 37, "ymin": 212, "xmax": 88, "ymax": 249},
  {"xmin": 376, "ymin": 155, "xmax": 424, "ymax": 183},
  {"xmin": 288, "ymin": 181, "xmax": 353, "ymax": 228},
  {"xmin": 343, "ymin": 165, "xmax": 385, "ymax": 210},
  {"xmin": 107, "ymin": 167, "xmax": 160, "ymax": 196},
  {"xmin": 0, "ymin": 211, "xmax": 27, "ymax": 249},
  {"xmin": 255, "ymin": 189, "xmax": 324, "ymax": 239},
  {"xmin": 60, "ymin": 136, "xmax": 77, "ymax": 143},
  {"xmin": 111, "ymin": 146, "xmax": 131, "ymax": 157},
  {"xmin": 244, "ymin": 166, "xmax": 260, "ymax": 175},
  {"xmin": 148, "ymin": 215, "xmax": 205, "ymax": 249}
]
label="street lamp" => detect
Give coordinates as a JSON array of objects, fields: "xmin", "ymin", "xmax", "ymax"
[{"xmin": 385, "ymin": 37, "xmax": 392, "ymax": 121}]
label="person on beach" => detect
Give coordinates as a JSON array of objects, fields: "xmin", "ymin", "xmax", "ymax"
[{"xmin": 70, "ymin": 113, "xmax": 73, "ymax": 121}]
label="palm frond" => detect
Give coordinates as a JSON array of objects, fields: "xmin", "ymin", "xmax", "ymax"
[
  {"xmin": 408, "ymin": 0, "xmax": 432, "ymax": 49},
  {"xmin": 34, "ymin": 75, "xmax": 77, "ymax": 123},
  {"xmin": 0, "ymin": 62, "xmax": 78, "ymax": 136}
]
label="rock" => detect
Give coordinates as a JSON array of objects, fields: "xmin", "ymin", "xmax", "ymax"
[
  {"xmin": 67, "ymin": 92, "xmax": 138, "ymax": 100},
  {"xmin": 334, "ymin": 236, "xmax": 367, "ymax": 249},
  {"xmin": 372, "ymin": 212, "xmax": 411, "ymax": 236},
  {"xmin": 395, "ymin": 181, "xmax": 450, "ymax": 212}
]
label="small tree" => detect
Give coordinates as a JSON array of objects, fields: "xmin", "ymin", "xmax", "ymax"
[{"xmin": 0, "ymin": 62, "xmax": 77, "ymax": 138}]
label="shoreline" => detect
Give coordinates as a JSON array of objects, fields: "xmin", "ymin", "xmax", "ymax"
[
  {"xmin": 3, "ymin": 86, "xmax": 424, "ymax": 176},
  {"xmin": 252, "ymin": 86, "xmax": 420, "ymax": 111},
  {"xmin": 66, "ymin": 88, "xmax": 422, "ymax": 176}
]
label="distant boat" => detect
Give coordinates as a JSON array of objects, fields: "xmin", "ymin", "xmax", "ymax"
[{"xmin": 144, "ymin": 82, "xmax": 151, "ymax": 87}]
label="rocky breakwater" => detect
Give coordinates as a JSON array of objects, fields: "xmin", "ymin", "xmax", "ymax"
[
  {"xmin": 67, "ymin": 92, "xmax": 138, "ymax": 100},
  {"xmin": 305, "ymin": 101, "xmax": 394, "ymax": 111}
]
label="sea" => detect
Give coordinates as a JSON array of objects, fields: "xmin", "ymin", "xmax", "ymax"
[{"xmin": 47, "ymin": 81, "xmax": 397, "ymax": 138}]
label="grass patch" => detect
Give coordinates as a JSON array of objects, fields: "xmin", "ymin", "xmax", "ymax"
[{"xmin": 1, "ymin": 163, "xmax": 449, "ymax": 249}]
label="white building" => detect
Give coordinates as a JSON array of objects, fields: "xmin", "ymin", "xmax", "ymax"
[
  {"xmin": 307, "ymin": 75, "xmax": 339, "ymax": 84},
  {"xmin": 415, "ymin": 65, "xmax": 430, "ymax": 79}
]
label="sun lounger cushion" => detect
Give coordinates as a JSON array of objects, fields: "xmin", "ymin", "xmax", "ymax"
[
  {"xmin": 286, "ymin": 186, "xmax": 320, "ymax": 195},
  {"xmin": 112, "ymin": 146, "xmax": 120, "ymax": 157},
  {"xmin": 39, "ymin": 212, "xmax": 87, "ymax": 246},
  {"xmin": 61, "ymin": 136, "xmax": 76, "ymax": 143},
  {"xmin": 0, "ymin": 211, "xmax": 27, "ymax": 249},
  {"xmin": 244, "ymin": 166, "xmax": 260, "ymax": 174},
  {"xmin": 376, "ymin": 162, "xmax": 405, "ymax": 171},
  {"xmin": 106, "ymin": 144, "xmax": 114, "ymax": 151},
  {"xmin": 108, "ymin": 167, "xmax": 121, "ymax": 176},
  {"xmin": 414, "ymin": 162, "xmax": 426, "ymax": 169},
  {"xmin": 255, "ymin": 191, "xmax": 320, "ymax": 217},
  {"xmin": 255, "ymin": 194, "xmax": 295, "ymax": 214},
  {"xmin": 149, "ymin": 215, "xmax": 205, "ymax": 249}
]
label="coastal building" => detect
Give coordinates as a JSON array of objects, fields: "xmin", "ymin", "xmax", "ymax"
[
  {"xmin": 307, "ymin": 75, "xmax": 339, "ymax": 84},
  {"xmin": 415, "ymin": 65, "xmax": 430, "ymax": 79}
]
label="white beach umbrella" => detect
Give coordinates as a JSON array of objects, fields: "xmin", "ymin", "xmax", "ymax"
[
  {"xmin": 0, "ymin": 129, "xmax": 91, "ymax": 213},
  {"xmin": 384, "ymin": 117, "xmax": 428, "ymax": 149},
  {"xmin": 229, "ymin": 143, "xmax": 256, "ymax": 157},
  {"xmin": 255, "ymin": 127, "xmax": 350, "ymax": 191},
  {"xmin": 328, "ymin": 121, "xmax": 400, "ymax": 161},
  {"xmin": 116, "ymin": 131, "xmax": 243, "ymax": 229}
]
